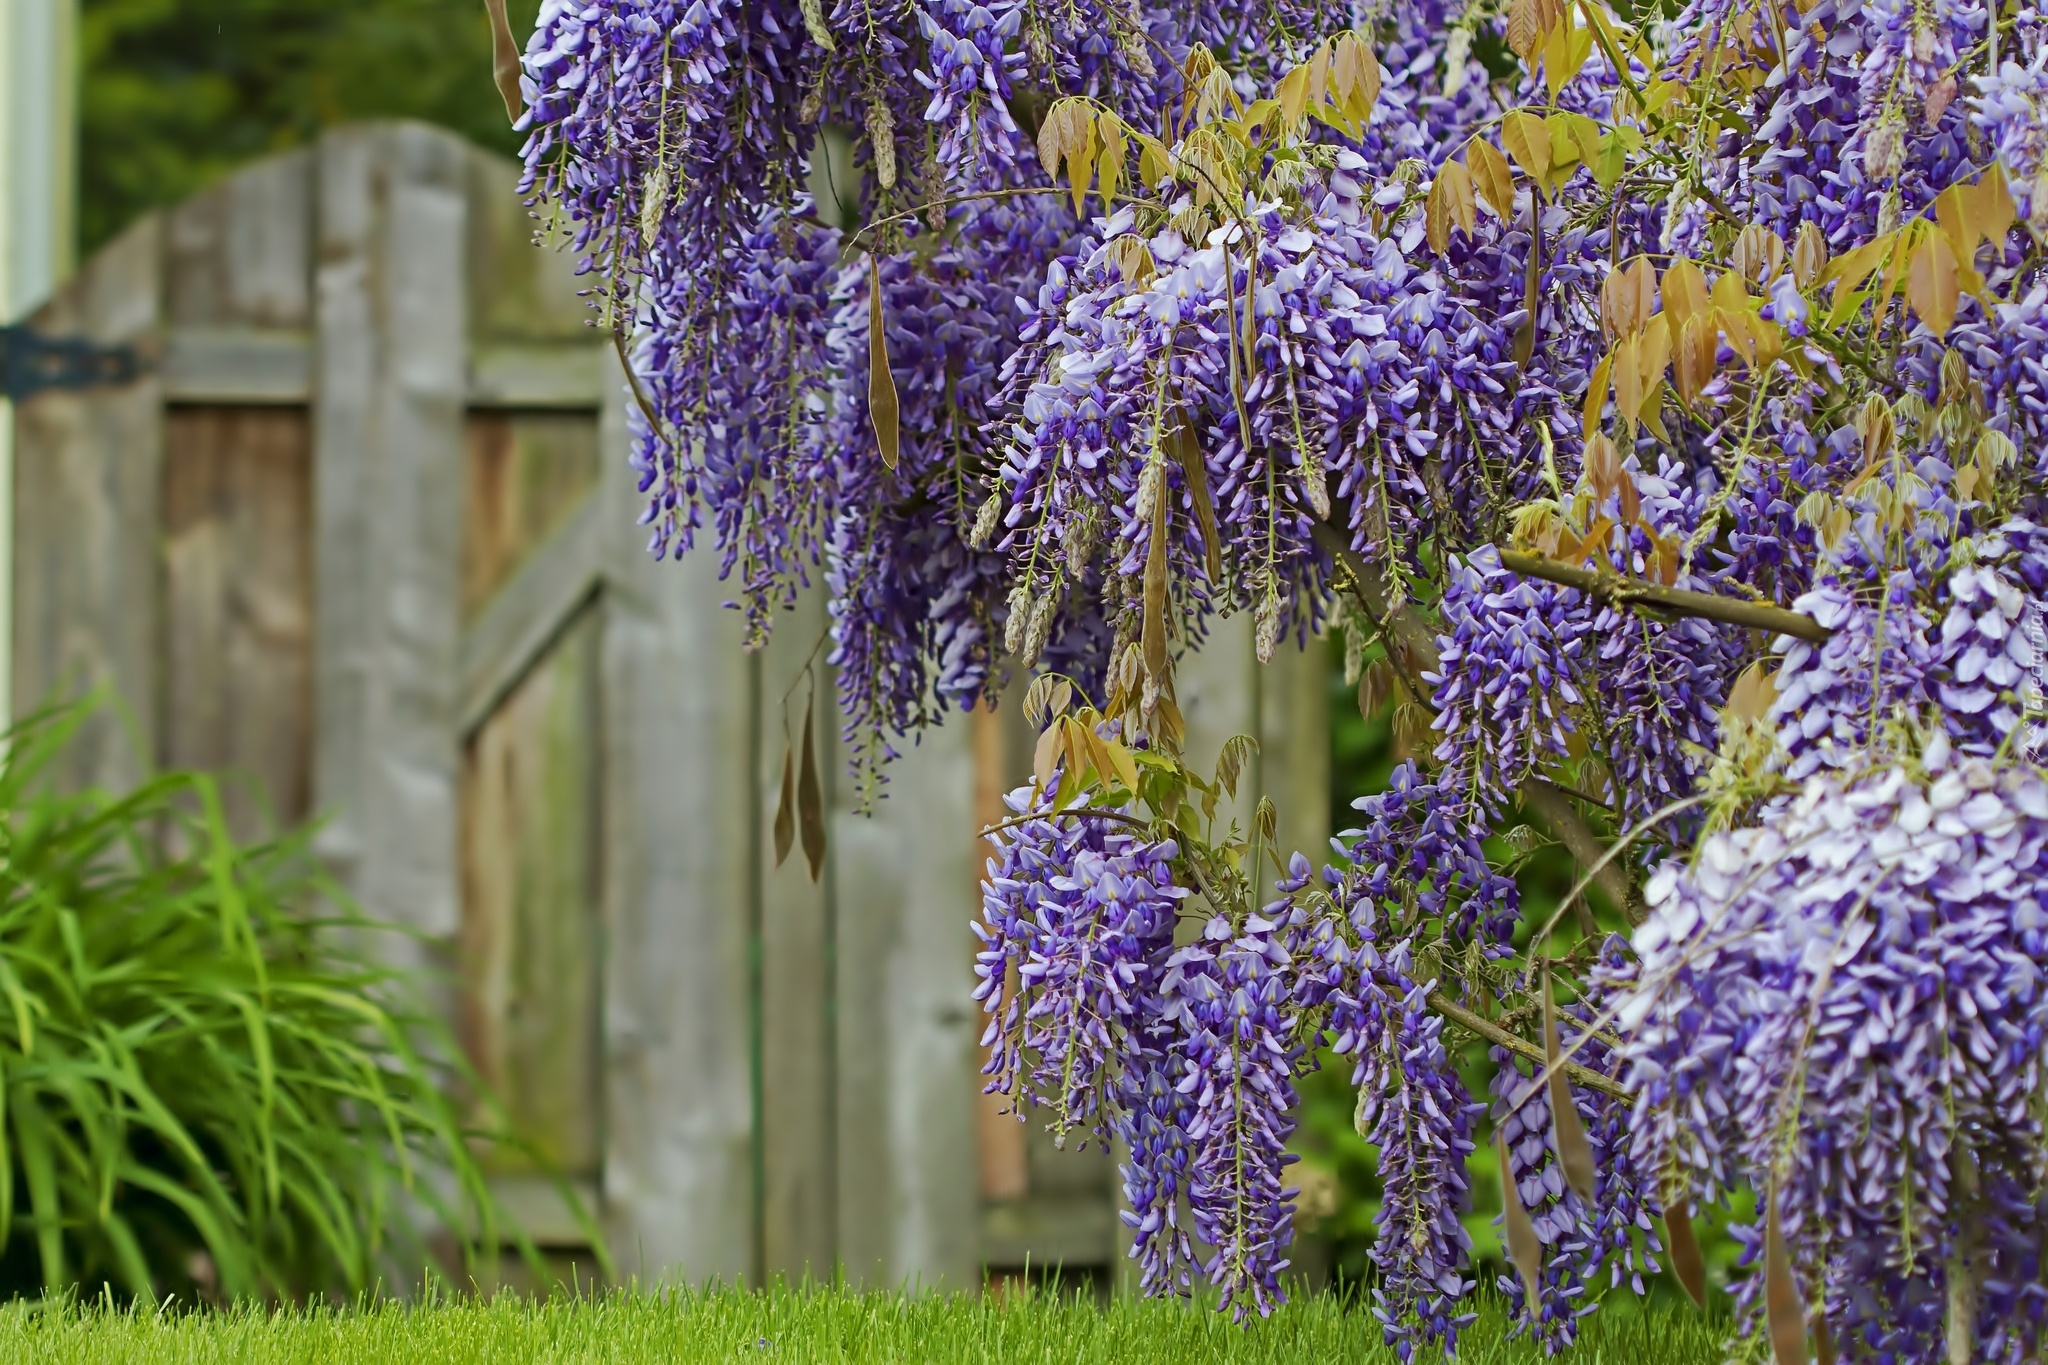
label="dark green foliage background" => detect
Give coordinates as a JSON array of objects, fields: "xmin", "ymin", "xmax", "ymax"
[{"xmin": 80, "ymin": 0, "xmax": 540, "ymax": 253}]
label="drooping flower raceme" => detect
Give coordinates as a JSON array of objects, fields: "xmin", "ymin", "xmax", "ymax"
[{"xmin": 1613, "ymin": 744, "xmax": 2048, "ymax": 1363}]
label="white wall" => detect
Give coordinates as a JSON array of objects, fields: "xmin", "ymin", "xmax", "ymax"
[{"xmin": 0, "ymin": 0, "xmax": 81, "ymax": 723}]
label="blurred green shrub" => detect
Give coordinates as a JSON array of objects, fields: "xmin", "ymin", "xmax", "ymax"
[
  {"xmin": 81, "ymin": 0, "xmax": 542, "ymax": 254},
  {"xmin": 0, "ymin": 706, "xmax": 514, "ymax": 1301}
]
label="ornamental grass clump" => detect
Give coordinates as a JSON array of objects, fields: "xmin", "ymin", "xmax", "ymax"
[
  {"xmin": 0, "ymin": 707, "xmax": 512, "ymax": 1302},
  {"xmin": 503, "ymin": 0, "xmax": 2048, "ymax": 1357}
]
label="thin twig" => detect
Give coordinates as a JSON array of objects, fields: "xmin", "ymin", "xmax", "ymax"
[
  {"xmin": 978, "ymin": 807, "xmax": 1151, "ymax": 839},
  {"xmin": 1426, "ymin": 991, "xmax": 1632, "ymax": 1103},
  {"xmin": 1499, "ymin": 550, "xmax": 1831, "ymax": 643}
]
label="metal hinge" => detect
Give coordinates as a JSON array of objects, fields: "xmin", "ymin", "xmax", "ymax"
[{"xmin": 1, "ymin": 324, "xmax": 144, "ymax": 402}]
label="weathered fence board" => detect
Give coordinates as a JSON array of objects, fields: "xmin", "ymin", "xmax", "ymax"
[
  {"xmin": 161, "ymin": 405, "xmax": 314, "ymax": 837},
  {"xmin": 12, "ymin": 120, "xmax": 1331, "ymax": 1294}
]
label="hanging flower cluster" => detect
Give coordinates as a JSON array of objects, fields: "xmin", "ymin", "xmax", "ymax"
[{"xmin": 510, "ymin": 0, "xmax": 2048, "ymax": 1352}]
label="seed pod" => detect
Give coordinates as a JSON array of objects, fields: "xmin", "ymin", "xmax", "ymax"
[
  {"xmin": 1542, "ymin": 967, "xmax": 1598, "ymax": 1202},
  {"xmin": 1764, "ymin": 1179, "xmax": 1806, "ymax": 1365},
  {"xmin": 1498, "ymin": 1129, "xmax": 1545, "ymax": 1318},
  {"xmin": 1663, "ymin": 1182, "xmax": 1708, "ymax": 1307}
]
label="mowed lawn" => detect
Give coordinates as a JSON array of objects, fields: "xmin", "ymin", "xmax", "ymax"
[{"xmin": 0, "ymin": 1286, "xmax": 1728, "ymax": 1364}]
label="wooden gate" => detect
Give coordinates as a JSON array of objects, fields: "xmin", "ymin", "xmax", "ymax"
[{"xmin": 9, "ymin": 121, "xmax": 1329, "ymax": 1292}]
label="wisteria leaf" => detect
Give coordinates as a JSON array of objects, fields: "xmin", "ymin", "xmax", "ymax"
[
  {"xmin": 1216, "ymin": 734, "xmax": 1258, "ymax": 798},
  {"xmin": 1908, "ymin": 231, "xmax": 1960, "ymax": 337},
  {"xmin": 1582, "ymin": 352, "xmax": 1613, "ymax": 434},
  {"xmin": 1501, "ymin": 110, "xmax": 1552, "ymax": 190},
  {"xmin": 1970, "ymin": 164, "xmax": 2017, "ymax": 247},
  {"xmin": 1468, "ymin": 136, "xmax": 1516, "ymax": 222},
  {"xmin": 1032, "ymin": 719, "xmax": 1061, "ymax": 789}
]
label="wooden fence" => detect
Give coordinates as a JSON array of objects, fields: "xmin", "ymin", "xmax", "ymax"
[{"xmin": 8, "ymin": 121, "xmax": 1329, "ymax": 1292}]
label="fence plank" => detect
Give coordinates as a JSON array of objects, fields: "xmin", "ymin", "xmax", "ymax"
[
  {"xmin": 759, "ymin": 590, "xmax": 836, "ymax": 1283},
  {"xmin": 462, "ymin": 411, "xmax": 601, "ymax": 621},
  {"xmin": 161, "ymin": 406, "xmax": 314, "ymax": 837},
  {"xmin": 11, "ymin": 214, "xmax": 164, "ymax": 790},
  {"xmin": 833, "ymin": 711, "xmax": 981, "ymax": 1291},
  {"xmin": 311, "ymin": 124, "xmax": 469, "ymax": 944},
  {"xmin": 594, "ymin": 345, "xmax": 757, "ymax": 1287},
  {"xmin": 164, "ymin": 148, "xmax": 312, "ymax": 331},
  {"xmin": 459, "ymin": 608, "xmax": 604, "ymax": 1180}
]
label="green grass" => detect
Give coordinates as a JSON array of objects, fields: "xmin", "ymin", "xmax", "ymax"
[{"xmin": 0, "ymin": 1287, "xmax": 1728, "ymax": 1364}]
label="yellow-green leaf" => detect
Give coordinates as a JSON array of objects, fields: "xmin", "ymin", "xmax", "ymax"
[
  {"xmin": 1501, "ymin": 110, "xmax": 1553, "ymax": 191},
  {"xmin": 1908, "ymin": 230, "xmax": 1960, "ymax": 338},
  {"xmin": 1662, "ymin": 258, "xmax": 1709, "ymax": 328},
  {"xmin": 1468, "ymin": 136, "xmax": 1516, "ymax": 221}
]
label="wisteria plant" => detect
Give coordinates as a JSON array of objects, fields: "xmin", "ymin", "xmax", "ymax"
[{"xmin": 499, "ymin": 0, "xmax": 2048, "ymax": 1357}]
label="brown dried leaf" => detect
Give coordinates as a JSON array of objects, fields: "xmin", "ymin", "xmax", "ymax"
[
  {"xmin": 1543, "ymin": 968, "xmax": 1598, "ymax": 1202},
  {"xmin": 1143, "ymin": 466, "xmax": 1171, "ymax": 681},
  {"xmin": 1499, "ymin": 1128, "xmax": 1546, "ymax": 1317},
  {"xmin": 485, "ymin": 0, "xmax": 524, "ymax": 122},
  {"xmin": 868, "ymin": 256, "xmax": 901, "ymax": 469},
  {"xmin": 799, "ymin": 704, "xmax": 827, "ymax": 882},
  {"xmin": 1507, "ymin": 0, "xmax": 1543, "ymax": 61},
  {"xmin": 774, "ymin": 741, "xmax": 796, "ymax": 868},
  {"xmin": 1663, "ymin": 1184, "xmax": 1708, "ymax": 1307},
  {"xmin": 1216, "ymin": 733, "xmax": 1258, "ymax": 798},
  {"xmin": 1924, "ymin": 71, "xmax": 1958, "ymax": 126},
  {"xmin": 1764, "ymin": 1180, "xmax": 1807, "ymax": 1365},
  {"xmin": 1358, "ymin": 658, "xmax": 1397, "ymax": 721}
]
